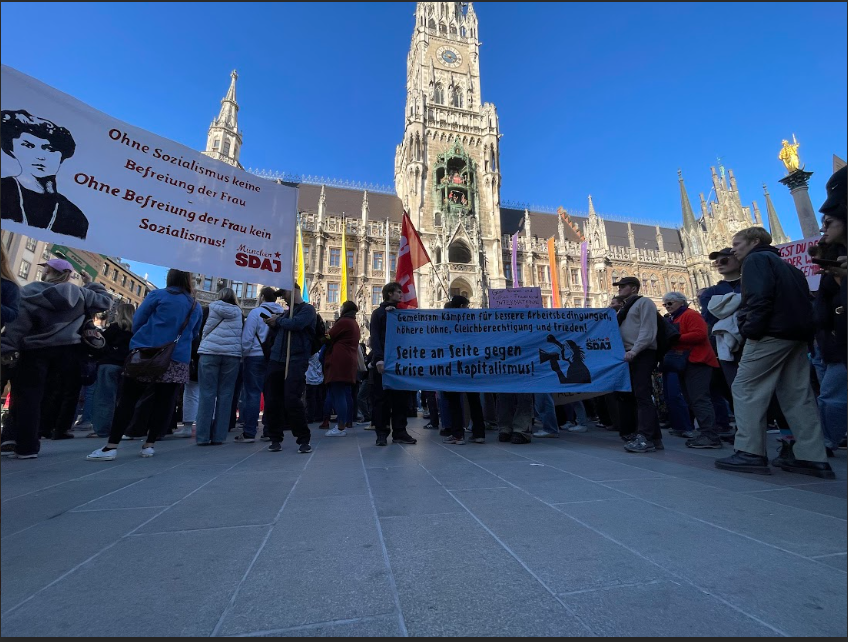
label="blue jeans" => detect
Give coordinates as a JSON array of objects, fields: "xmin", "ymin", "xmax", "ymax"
[
  {"xmin": 664, "ymin": 372, "xmax": 693, "ymax": 432},
  {"xmin": 564, "ymin": 401, "xmax": 588, "ymax": 426},
  {"xmin": 534, "ymin": 394, "xmax": 559, "ymax": 434},
  {"xmin": 328, "ymin": 382, "xmax": 352, "ymax": 427},
  {"xmin": 195, "ymin": 354, "xmax": 241, "ymax": 444},
  {"xmin": 818, "ymin": 362, "xmax": 847, "ymax": 449},
  {"xmin": 91, "ymin": 364, "xmax": 122, "ymax": 437},
  {"xmin": 241, "ymin": 356, "xmax": 267, "ymax": 437}
]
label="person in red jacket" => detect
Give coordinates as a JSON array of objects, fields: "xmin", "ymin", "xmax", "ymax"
[
  {"xmin": 323, "ymin": 300, "xmax": 361, "ymax": 437},
  {"xmin": 661, "ymin": 291, "xmax": 722, "ymax": 449}
]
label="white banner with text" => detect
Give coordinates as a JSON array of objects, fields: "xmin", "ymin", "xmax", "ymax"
[{"xmin": 1, "ymin": 65, "xmax": 296, "ymax": 286}]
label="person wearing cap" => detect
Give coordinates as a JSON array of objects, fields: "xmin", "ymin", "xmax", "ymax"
[
  {"xmin": 810, "ymin": 166, "xmax": 847, "ymax": 455},
  {"xmin": 715, "ymin": 227, "xmax": 833, "ymax": 478},
  {"xmin": 612, "ymin": 275, "xmax": 662, "ymax": 453},
  {"xmin": 0, "ymin": 258, "xmax": 112, "ymax": 458}
]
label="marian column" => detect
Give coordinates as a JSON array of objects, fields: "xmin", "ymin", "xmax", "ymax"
[{"xmin": 776, "ymin": 136, "xmax": 819, "ymax": 238}]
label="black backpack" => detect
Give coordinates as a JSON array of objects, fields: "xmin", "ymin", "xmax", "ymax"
[
  {"xmin": 311, "ymin": 312, "xmax": 327, "ymax": 355},
  {"xmin": 256, "ymin": 305, "xmax": 278, "ymax": 361},
  {"xmin": 655, "ymin": 311, "xmax": 680, "ymax": 361}
]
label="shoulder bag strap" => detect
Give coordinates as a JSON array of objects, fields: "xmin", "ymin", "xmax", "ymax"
[{"xmin": 173, "ymin": 299, "xmax": 198, "ymax": 344}]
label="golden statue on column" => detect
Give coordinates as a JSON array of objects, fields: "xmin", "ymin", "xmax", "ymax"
[{"xmin": 778, "ymin": 134, "xmax": 803, "ymax": 173}]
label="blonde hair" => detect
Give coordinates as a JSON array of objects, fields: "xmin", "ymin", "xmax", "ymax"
[
  {"xmin": 733, "ymin": 226, "xmax": 773, "ymax": 246},
  {"xmin": 217, "ymin": 287, "xmax": 239, "ymax": 307},
  {"xmin": 113, "ymin": 303, "xmax": 135, "ymax": 331},
  {"xmin": 43, "ymin": 265, "xmax": 72, "ymax": 284},
  {"xmin": 0, "ymin": 245, "xmax": 16, "ymax": 283}
]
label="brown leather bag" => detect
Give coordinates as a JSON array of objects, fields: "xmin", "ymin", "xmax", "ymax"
[{"xmin": 124, "ymin": 300, "xmax": 197, "ymax": 379}]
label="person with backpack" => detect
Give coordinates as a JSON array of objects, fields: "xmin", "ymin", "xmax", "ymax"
[
  {"xmin": 236, "ymin": 287, "xmax": 284, "ymax": 443},
  {"xmin": 661, "ymin": 291, "xmax": 722, "ymax": 449},
  {"xmin": 262, "ymin": 284, "xmax": 317, "ymax": 454},
  {"xmin": 612, "ymin": 276, "xmax": 663, "ymax": 453},
  {"xmin": 194, "ymin": 288, "xmax": 243, "ymax": 446}
]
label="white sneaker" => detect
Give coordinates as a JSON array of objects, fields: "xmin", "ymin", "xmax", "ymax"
[
  {"xmin": 568, "ymin": 424, "xmax": 589, "ymax": 433},
  {"xmin": 171, "ymin": 425, "xmax": 193, "ymax": 438},
  {"xmin": 326, "ymin": 426, "xmax": 347, "ymax": 437},
  {"xmin": 87, "ymin": 447, "xmax": 116, "ymax": 461},
  {"xmin": 122, "ymin": 435, "xmax": 136, "ymax": 441},
  {"xmin": 140, "ymin": 446, "xmax": 155, "ymax": 458},
  {"xmin": 532, "ymin": 430, "xmax": 559, "ymax": 438}
]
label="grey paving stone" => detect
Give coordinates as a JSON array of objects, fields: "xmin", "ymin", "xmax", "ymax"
[
  {"xmin": 0, "ymin": 478, "xmax": 144, "ymax": 537},
  {"xmin": 244, "ymin": 614, "xmax": 405, "ymax": 637},
  {"xmin": 285, "ymin": 463, "xmax": 368, "ymax": 500},
  {"xmin": 0, "ymin": 526, "xmax": 269, "ymax": 637},
  {"xmin": 380, "ymin": 512, "xmax": 591, "ymax": 637},
  {"xmin": 136, "ymin": 471, "xmax": 300, "ymax": 533},
  {"xmin": 216, "ymin": 495, "xmax": 396, "ymax": 636},
  {"xmin": 452, "ymin": 487, "xmax": 671, "ymax": 594},
  {"xmin": 521, "ymin": 451, "xmax": 669, "ymax": 482},
  {"xmin": 0, "ymin": 507, "xmax": 161, "ymax": 609},
  {"xmin": 559, "ymin": 498, "xmax": 847, "ymax": 637},
  {"xmin": 561, "ymin": 580, "xmax": 778, "ymax": 637},
  {"xmin": 601, "ymin": 477, "xmax": 847, "ymax": 557},
  {"xmin": 417, "ymin": 462, "xmax": 506, "ymax": 490},
  {"xmin": 813, "ymin": 553, "xmax": 847, "ymax": 573},
  {"xmin": 742, "ymin": 487, "xmax": 848, "ymax": 520},
  {"xmin": 79, "ymin": 467, "xmax": 229, "ymax": 510},
  {"xmin": 521, "ymin": 478, "xmax": 624, "ymax": 504},
  {"xmin": 790, "ymin": 480, "xmax": 848, "ymax": 498}
]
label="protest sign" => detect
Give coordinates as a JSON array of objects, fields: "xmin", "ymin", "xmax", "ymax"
[
  {"xmin": 383, "ymin": 308, "xmax": 631, "ymax": 394},
  {"xmin": 775, "ymin": 237, "xmax": 821, "ymax": 291},
  {"xmin": 489, "ymin": 286, "xmax": 543, "ymax": 309},
  {"xmin": 49, "ymin": 244, "xmax": 100, "ymax": 279},
  {"xmin": 1, "ymin": 65, "xmax": 297, "ymax": 286}
]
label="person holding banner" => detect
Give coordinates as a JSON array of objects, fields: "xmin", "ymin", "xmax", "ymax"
[
  {"xmin": 613, "ymin": 276, "xmax": 663, "ymax": 454},
  {"xmin": 262, "ymin": 285, "xmax": 316, "ymax": 454},
  {"xmin": 87, "ymin": 270, "xmax": 202, "ymax": 461},
  {"xmin": 1, "ymin": 110, "xmax": 89, "ymax": 240},
  {"xmin": 2, "ymin": 258, "xmax": 111, "ymax": 458},
  {"xmin": 370, "ymin": 282, "xmax": 417, "ymax": 446}
]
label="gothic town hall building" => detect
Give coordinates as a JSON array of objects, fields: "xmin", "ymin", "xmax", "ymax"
[{"xmin": 193, "ymin": 2, "xmax": 791, "ymax": 329}]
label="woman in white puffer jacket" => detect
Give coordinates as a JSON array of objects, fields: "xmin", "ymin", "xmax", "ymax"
[{"xmin": 195, "ymin": 288, "xmax": 244, "ymax": 445}]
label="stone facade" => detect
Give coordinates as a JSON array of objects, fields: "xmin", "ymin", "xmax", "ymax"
[{"xmin": 196, "ymin": 2, "xmax": 794, "ymax": 327}]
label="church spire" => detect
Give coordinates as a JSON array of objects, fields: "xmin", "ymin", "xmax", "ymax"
[
  {"xmin": 763, "ymin": 184, "xmax": 789, "ymax": 244},
  {"xmin": 678, "ymin": 170, "xmax": 697, "ymax": 230},
  {"xmin": 202, "ymin": 70, "xmax": 243, "ymax": 169},
  {"xmin": 588, "ymin": 194, "xmax": 597, "ymax": 218},
  {"xmin": 751, "ymin": 200, "xmax": 764, "ymax": 227}
]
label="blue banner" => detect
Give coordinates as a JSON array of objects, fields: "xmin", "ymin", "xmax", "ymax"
[{"xmin": 383, "ymin": 308, "xmax": 632, "ymax": 394}]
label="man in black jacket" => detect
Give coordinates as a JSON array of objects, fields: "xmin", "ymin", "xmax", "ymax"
[
  {"xmin": 370, "ymin": 282, "xmax": 417, "ymax": 447},
  {"xmin": 715, "ymin": 227, "xmax": 833, "ymax": 478}
]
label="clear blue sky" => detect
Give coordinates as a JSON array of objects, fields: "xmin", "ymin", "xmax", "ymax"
[{"xmin": 3, "ymin": 2, "xmax": 845, "ymax": 288}]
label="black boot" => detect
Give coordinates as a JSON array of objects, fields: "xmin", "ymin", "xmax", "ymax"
[
  {"xmin": 771, "ymin": 440, "xmax": 795, "ymax": 467},
  {"xmin": 780, "ymin": 459, "xmax": 836, "ymax": 480},
  {"xmin": 715, "ymin": 451, "xmax": 771, "ymax": 475}
]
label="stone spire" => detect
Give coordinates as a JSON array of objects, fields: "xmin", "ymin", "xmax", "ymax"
[
  {"xmin": 763, "ymin": 184, "xmax": 789, "ymax": 244},
  {"xmin": 751, "ymin": 200, "xmax": 764, "ymax": 227},
  {"xmin": 317, "ymin": 185, "xmax": 327, "ymax": 225},
  {"xmin": 678, "ymin": 170, "xmax": 697, "ymax": 230},
  {"xmin": 202, "ymin": 70, "xmax": 243, "ymax": 169},
  {"xmin": 588, "ymin": 194, "xmax": 597, "ymax": 218},
  {"xmin": 360, "ymin": 191, "xmax": 370, "ymax": 230}
]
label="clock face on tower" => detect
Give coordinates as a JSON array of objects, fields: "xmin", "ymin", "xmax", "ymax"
[{"xmin": 436, "ymin": 45, "xmax": 462, "ymax": 68}]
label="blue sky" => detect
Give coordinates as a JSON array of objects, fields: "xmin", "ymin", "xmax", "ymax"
[{"xmin": 2, "ymin": 2, "xmax": 845, "ymax": 288}]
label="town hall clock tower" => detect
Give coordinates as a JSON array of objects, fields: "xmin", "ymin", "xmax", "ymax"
[{"xmin": 394, "ymin": 2, "xmax": 505, "ymax": 307}]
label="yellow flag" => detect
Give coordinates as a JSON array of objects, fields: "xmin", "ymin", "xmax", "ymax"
[
  {"xmin": 296, "ymin": 225, "xmax": 309, "ymax": 303},
  {"xmin": 340, "ymin": 218, "xmax": 348, "ymax": 304}
]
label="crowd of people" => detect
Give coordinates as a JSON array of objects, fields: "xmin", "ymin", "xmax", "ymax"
[{"xmin": 0, "ymin": 167, "xmax": 844, "ymax": 481}]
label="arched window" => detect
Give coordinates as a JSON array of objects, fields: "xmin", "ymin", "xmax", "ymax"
[
  {"xmin": 448, "ymin": 241, "xmax": 472, "ymax": 264},
  {"xmin": 612, "ymin": 271, "xmax": 619, "ymax": 287},
  {"xmin": 434, "ymin": 212, "xmax": 442, "ymax": 228},
  {"xmin": 414, "ymin": 135, "xmax": 421, "ymax": 160},
  {"xmin": 439, "ymin": 22, "xmax": 447, "ymax": 35},
  {"xmin": 433, "ymin": 83, "xmax": 444, "ymax": 104},
  {"xmin": 222, "ymin": 139, "xmax": 231, "ymax": 156},
  {"xmin": 451, "ymin": 87, "xmax": 463, "ymax": 108},
  {"xmin": 435, "ymin": 247, "xmax": 442, "ymax": 263},
  {"xmin": 449, "ymin": 24, "xmax": 457, "ymax": 36},
  {"xmin": 428, "ymin": 18, "xmax": 436, "ymax": 30}
]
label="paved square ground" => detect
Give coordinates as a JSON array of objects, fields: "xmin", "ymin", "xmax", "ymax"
[{"xmin": 2, "ymin": 419, "xmax": 845, "ymax": 637}]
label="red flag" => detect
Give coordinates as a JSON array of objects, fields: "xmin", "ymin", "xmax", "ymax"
[{"xmin": 396, "ymin": 211, "xmax": 432, "ymax": 309}]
